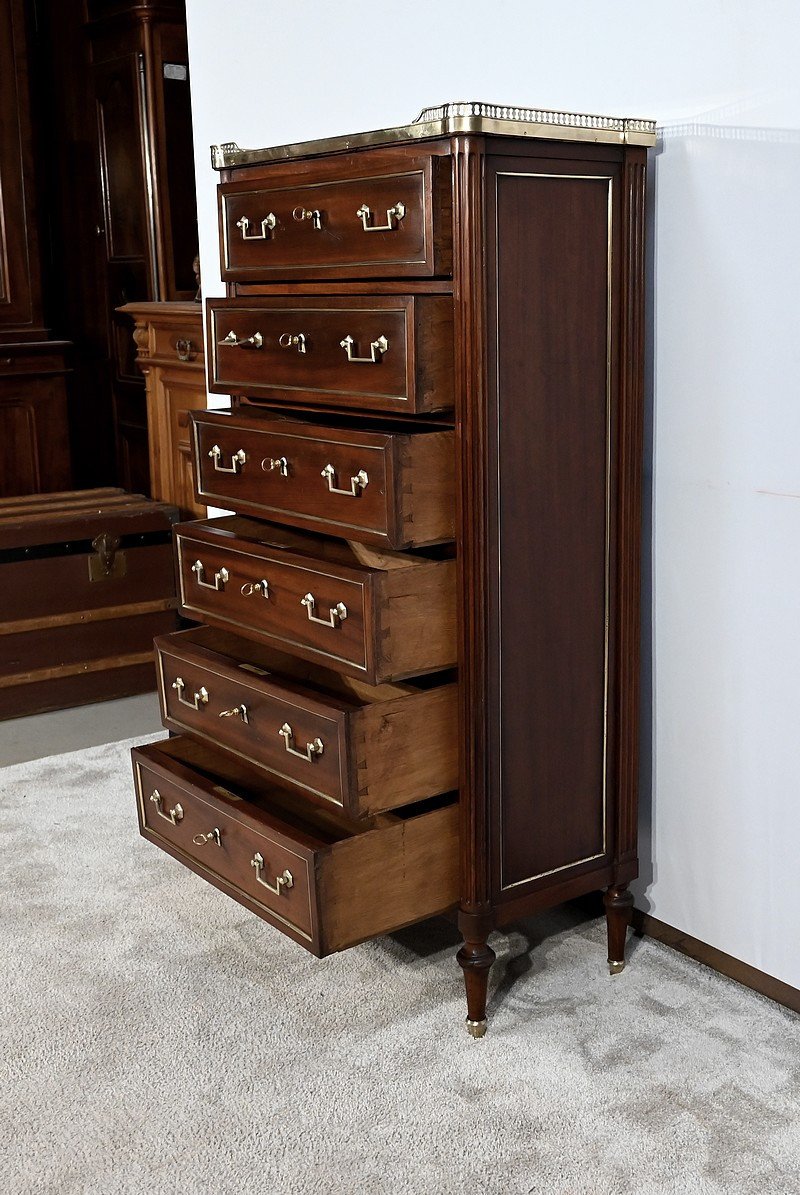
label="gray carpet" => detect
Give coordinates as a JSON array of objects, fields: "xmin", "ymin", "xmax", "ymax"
[{"xmin": 2, "ymin": 736, "xmax": 799, "ymax": 1195}]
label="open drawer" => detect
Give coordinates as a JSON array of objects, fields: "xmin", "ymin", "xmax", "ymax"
[
  {"xmin": 190, "ymin": 408, "xmax": 455, "ymax": 550},
  {"xmin": 174, "ymin": 516, "xmax": 456, "ymax": 684},
  {"xmin": 132, "ymin": 736, "xmax": 459, "ymax": 957},
  {"xmin": 155, "ymin": 626, "xmax": 458, "ymax": 817},
  {"xmin": 206, "ymin": 294, "xmax": 454, "ymax": 417}
]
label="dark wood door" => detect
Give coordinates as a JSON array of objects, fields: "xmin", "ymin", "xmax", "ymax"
[
  {"xmin": 31, "ymin": 1, "xmax": 200, "ymax": 493},
  {"xmin": 94, "ymin": 51, "xmax": 153, "ymax": 492},
  {"xmin": 0, "ymin": 0, "xmax": 73, "ymax": 495},
  {"xmin": 0, "ymin": 0, "xmax": 43, "ymax": 340}
]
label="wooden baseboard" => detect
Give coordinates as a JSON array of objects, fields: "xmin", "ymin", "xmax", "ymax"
[{"xmin": 633, "ymin": 908, "xmax": 800, "ymax": 1017}]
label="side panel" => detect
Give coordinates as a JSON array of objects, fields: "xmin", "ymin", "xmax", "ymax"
[{"xmin": 487, "ymin": 152, "xmax": 623, "ymax": 899}]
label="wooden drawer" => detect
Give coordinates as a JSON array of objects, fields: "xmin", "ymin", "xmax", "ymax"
[
  {"xmin": 218, "ymin": 151, "xmax": 451, "ymax": 281},
  {"xmin": 0, "ymin": 347, "xmax": 68, "ymax": 376},
  {"xmin": 150, "ymin": 324, "xmax": 203, "ymax": 367},
  {"xmin": 191, "ymin": 408, "xmax": 455, "ymax": 548},
  {"xmin": 132, "ymin": 736, "xmax": 459, "ymax": 956},
  {"xmin": 155, "ymin": 626, "xmax": 457, "ymax": 817},
  {"xmin": 206, "ymin": 295, "xmax": 453, "ymax": 415},
  {"xmin": 175, "ymin": 516, "xmax": 456, "ymax": 684}
]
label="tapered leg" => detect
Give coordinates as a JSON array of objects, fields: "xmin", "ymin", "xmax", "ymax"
[
  {"xmin": 457, "ymin": 913, "xmax": 496, "ymax": 1037},
  {"xmin": 604, "ymin": 883, "xmax": 634, "ymax": 974}
]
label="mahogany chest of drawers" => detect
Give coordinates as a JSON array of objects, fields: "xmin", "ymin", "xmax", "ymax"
[{"xmin": 130, "ymin": 102, "xmax": 655, "ymax": 1035}]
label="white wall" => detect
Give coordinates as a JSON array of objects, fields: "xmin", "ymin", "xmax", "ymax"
[{"xmin": 185, "ymin": 0, "xmax": 800, "ymax": 989}]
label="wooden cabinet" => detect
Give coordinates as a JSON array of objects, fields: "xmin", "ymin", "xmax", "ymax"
[
  {"xmin": 0, "ymin": 0, "xmax": 72, "ymax": 496},
  {"xmin": 27, "ymin": 1, "xmax": 199, "ymax": 491},
  {"xmin": 130, "ymin": 103, "xmax": 655, "ymax": 1034},
  {"xmin": 121, "ymin": 301, "xmax": 206, "ymax": 516},
  {"xmin": 87, "ymin": 1, "xmax": 199, "ymax": 492}
]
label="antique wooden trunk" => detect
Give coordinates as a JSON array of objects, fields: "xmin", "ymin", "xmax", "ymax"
[{"xmin": 0, "ymin": 488, "xmax": 180, "ymax": 720}]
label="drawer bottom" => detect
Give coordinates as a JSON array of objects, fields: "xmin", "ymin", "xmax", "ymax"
[{"xmin": 132, "ymin": 736, "xmax": 459, "ymax": 957}]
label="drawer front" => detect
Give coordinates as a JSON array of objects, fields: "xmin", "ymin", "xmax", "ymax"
[
  {"xmin": 175, "ymin": 529, "xmax": 371, "ymax": 674},
  {"xmin": 219, "ymin": 157, "xmax": 449, "ymax": 280},
  {"xmin": 150, "ymin": 324, "xmax": 204, "ymax": 367},
  {"xmin": 207, "ymin": 296, "xmax": 453, "ymax": 415},
  {"xmin": 0, "ymin": 349, "xmax": 67, "ymax": 376},
  {"xmin": 133, "ymin": 737, "xmax": 459, "ymax": 957},
  {"xmin": 133, "ymin": 749, "xmax": 316, "ymax": 941},
  {"xmin": 192, "ymin": 413, "xmax": 393, "ymax": 543},
  {"xmin": 156, "ymin": 638, "xmax": 349, "ymax": 806}
]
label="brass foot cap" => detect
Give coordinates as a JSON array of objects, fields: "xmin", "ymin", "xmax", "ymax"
[
  {"xmin": 609, "ymin": 959, "xmax": 626, "ymax": 975},
  {"xmin": 466, "ymin": 1018, "xmax": 487, "ymax": 1038}
]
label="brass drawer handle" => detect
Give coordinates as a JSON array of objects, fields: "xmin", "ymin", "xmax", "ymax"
[
  {"xmin": 193, "ymin": 828, "xmax": 221, "ymax": 847},
  {"xmin": 278, "ymin": 332, "xmax": 307, "ymax": 354},
  {"xmin": 219, "ymin": 330, "xmax": 263, "ymax": 350},
  {"xmin": 292, "ymin": 206, "xmax": 322, "ymax": 230},
  {"xmin": 208, "ymin": 444, "xmax": 247, "ymax": 474},
  {"xmin": 340, "ymin": 334, "xmax": 388, "ymax": 364},
  {"xmin": 240, "ymin": 579, "xmax": 270, "ymax": 599},
  {"xmin": 219, "ymin": 704, "xmax": 249, "ymax": 724},
  {"xmin": 279, "ymin": 721, "xmax": 324, "ymax": 762},
  {"xmin": 149, "ymin": 789, "xmax": 184, "ymax": 825},
  {"xmin": 356, "ymin": 200, "xmax": 406, "ymax": 231},
  {"xmin": 236, "ymin": 214, "xmax": 276, "ymax": 240},
  {"xmin": 300, "ymin": 592, "xmax": 347, "ymax": 627},
  {"xmin": 251, "ymin": 852, "xmax": 293, "ymax": 895},
  {"xmin": 171, "ymin": 676, "xmax": 209, "ymax": 710},
  {"xmin": 321, "ymin": 463, "xmax": 369, "ymax": 497},
  {"xmin": 175, "ymin": 338, "xmax": 194, "ymax": 362},
  {"xmin": 191, "ymin": 559, "xmax": 229, "ymax": 591},
  {"xmin": 261, "ymin": 455, "xmax": 288, "ymax": 476}
]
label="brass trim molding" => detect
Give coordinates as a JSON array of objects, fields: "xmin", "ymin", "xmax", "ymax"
[{"xmin": 211, "ymin": 102, "xmax": 657, "ymax": 169}]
